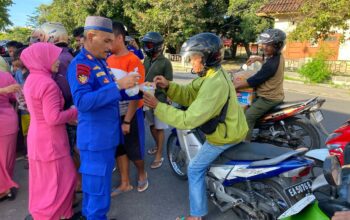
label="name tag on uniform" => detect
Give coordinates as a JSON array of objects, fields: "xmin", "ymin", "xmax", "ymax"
[{"xmin": 96, "ymin": 71, "xmax": 106, "ymax": 77}]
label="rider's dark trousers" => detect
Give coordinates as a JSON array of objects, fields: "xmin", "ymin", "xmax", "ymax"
[{"xmin": 245, "ymin": 96, "xmax": 282, "ymax": 140}]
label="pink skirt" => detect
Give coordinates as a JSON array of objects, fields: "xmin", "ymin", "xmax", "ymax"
[
  {"xmin": 0, "ymin": 133, "xmax": 19, "ymax": 193},
  {"xmin": 29, "ymin": 156, "xmax": 77, "ymax": 220}
]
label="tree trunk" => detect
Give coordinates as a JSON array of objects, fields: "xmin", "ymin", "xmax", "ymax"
[
  {"xmin": 231, "ymin": 43, "xmax": 238, "ymax": 59},
  {"xmin": 244, "ymin": 43, "xmax": 252, "ymax": 58}
]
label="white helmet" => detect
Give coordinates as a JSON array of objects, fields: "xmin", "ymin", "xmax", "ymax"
[{"xmin": 31, "ymin": 22, "xmax": 69, "ymax": 45}]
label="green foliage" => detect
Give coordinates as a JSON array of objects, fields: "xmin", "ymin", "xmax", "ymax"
[
  {"xmin": 298, "ymin": 49, "xmax": 333, "ymax": 83},
  {"xmin": 226, "ymin": 0, "xmax": 273, "ymax": 44},
  {"xmin": 28, "ymin": 0, "xmax": 133, "ymax": 35},
  {"xmin": 123, "ymin": 0, "xmax": 222, "ymax": 48},
  {"xmin": 0, "ymin": 26, "xmax": 32, "ymax": 43},
  {"xmin": 290, "ymin": 0, "xmax": 350, "ymax": 42},
  {"xmin": 0, "ymin": 0, "xmax": 13, "ymax": 30}
]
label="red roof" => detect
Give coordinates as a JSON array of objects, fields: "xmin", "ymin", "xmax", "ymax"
[{"xmin": 257, "ymin": 0, "xmax": 303, "ymax": 15}]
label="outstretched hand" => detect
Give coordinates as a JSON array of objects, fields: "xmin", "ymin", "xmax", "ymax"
[
  {"xmin": 143, "ymin": 92, "xmax": 159, "ymax": 109},
  {"xmin": 153, "ymin": 76, "xmax": 169, "ymax": 89}
]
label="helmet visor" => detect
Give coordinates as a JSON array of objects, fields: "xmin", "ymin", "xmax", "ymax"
[
  {"xmin": 142, "ymin": 42, "xmax": 155, "ymax": 50},
  {"xmin": 180, "ymin": 51, "xmax": 204, "ymax": 65}
]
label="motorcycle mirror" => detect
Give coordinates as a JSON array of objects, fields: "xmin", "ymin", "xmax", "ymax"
[{"xmin": 323, "ymin": 155, "xmax": 342, "ymax": 187}]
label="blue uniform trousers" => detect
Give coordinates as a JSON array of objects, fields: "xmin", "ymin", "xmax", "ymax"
[{"xmin": 79, "ymin": 148, "xmax": 116, "ymax": 220}]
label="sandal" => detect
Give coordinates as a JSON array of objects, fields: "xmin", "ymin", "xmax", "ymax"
[
  {"xmin": 110, "ymin": 185, "xmax": 133, "ymax": 197},
  {"xmin": 147, "ymin": 147, "xmax": 158, "ymax": 155},
  {"xmin": 150, "ymin": 157, "xmax": 164, "ymax": 169},
  {"xmin": 137, "ymin": 172, "xmax": 149, "ymax": 192}
]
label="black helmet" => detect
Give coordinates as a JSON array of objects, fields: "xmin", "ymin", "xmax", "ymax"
[
  {"xmin": 180, "ymin": 32, "xmax": 223, "ymax": 68},
  {"xmin": 141, "ymin": 32, "xmax": 164, "ymax": 57},
  {"xmin": 257, "ymin": 28, "xmax": 286, "ymax": 53}
]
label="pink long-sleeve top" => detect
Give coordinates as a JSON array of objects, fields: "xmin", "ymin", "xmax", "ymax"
[
  {"xmin": 21, "ymin": 43, "xmax": 77, "ymax": 161},
  {"xmin": 0, "ymin": 71, "xmax": 18, "ymax": 136}
]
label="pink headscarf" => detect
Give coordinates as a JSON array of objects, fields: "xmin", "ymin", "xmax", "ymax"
[{"xmin": 20, "ymin": 42, "xmax": 62, "ymax": 75}]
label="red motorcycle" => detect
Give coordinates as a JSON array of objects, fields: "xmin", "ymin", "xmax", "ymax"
[{"xmin": 326, "ymin": 119, "xmax": 350, "ymax": 165}]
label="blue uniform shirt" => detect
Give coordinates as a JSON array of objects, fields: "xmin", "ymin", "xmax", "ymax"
[{"xmin": 67, "ymin": 48, "xmax": 125, "ymax": 151}]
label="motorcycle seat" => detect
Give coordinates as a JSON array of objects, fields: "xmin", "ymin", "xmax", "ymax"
[
  {"xmin": 270, "ymin": 99, "xmax": 310, "ymax": 112},
  {"xmin": 218, "ymin": 142, "xmax": 293, "ymax": 162}
]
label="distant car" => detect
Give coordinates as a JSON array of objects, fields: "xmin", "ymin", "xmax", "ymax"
[{"xmin": 326, "ymin": 119, "xmax": 350, "ymax": 165}]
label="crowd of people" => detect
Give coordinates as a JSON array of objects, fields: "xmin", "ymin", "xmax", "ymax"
[
  {"xmin": 0, "ymin": 15, "xmax": 174, "ymax": 220},
  {"xmin": 1, "ymin": 13, "xmax": 348, "ymax": 220}
]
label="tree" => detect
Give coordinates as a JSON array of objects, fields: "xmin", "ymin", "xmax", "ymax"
[
  {"xmin": 0, "ymin": 0, "xmax": 13, "ymax": 30},
  {"xmin": 289, "ymin": 0, "xmax": 350, "ymax": 42},
  {"xmin": 226, "ymin": 0, "xmax": 273, "ymax": 57},
  {"xmin": 0, "ymin": 27, "xmax": 33, "ymax": 43},
  {"xmin": 123, "ymin": 0, "xmax": 204, "ymax": 50},
  {"xmin": 29, "ymin": 0, "xmax": 133, "ymax": 35}
]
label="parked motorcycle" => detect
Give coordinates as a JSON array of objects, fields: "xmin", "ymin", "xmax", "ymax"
[
  {"xmin": 167, "ymin": 127, "xmax": 323, "ymax": 219},
  {"xmin": 326, "ymin": 119, "xmax": 350, "ymax": 166},
  {"xmin": 281, "ymin": 145, "xmax": 350, "ymax": 220}
]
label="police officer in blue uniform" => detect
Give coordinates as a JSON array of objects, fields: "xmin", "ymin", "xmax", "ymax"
[{"xmin": 67, "ymin": 16, "xmax": 140, "ymax": 220}]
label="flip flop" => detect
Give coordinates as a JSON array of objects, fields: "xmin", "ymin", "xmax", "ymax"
[
  {"xmin": 147, "ymin": 147, "xmax": 158, "ymax": 155},
  {"xmin": 110, "ymin": 185, "xmax": 133, "ymax": 197},
  {"xmin": 176, "ymin": 217, "xmax": 186, "ymax": 220},
  {"xmin": 137, "ymin": 172, "xmax": 149, "ymax": 192},
  {"xmin": 150, "ymin": 157, "xmax": 164, "ymax": 169}
]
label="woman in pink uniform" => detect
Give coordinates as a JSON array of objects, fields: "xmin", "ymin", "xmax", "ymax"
[
  {"xmin": 21, "ymin": 42, "xmax": 78, "ymax": 220},
  {"xmin": 0, "ymin": 71, "xmax": 21, "ymax": 200}
]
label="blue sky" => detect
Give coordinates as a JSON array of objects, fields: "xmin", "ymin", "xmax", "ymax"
[{"xmin": 8, "ymin": 0, "xmax": 52, "ymax": 27}]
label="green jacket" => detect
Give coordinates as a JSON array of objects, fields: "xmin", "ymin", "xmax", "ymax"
[
  {"xmin": 144, "ymin": 54, "xmax": 173, "ymax": 103},
  {"xmin": 155, "ymin": 67, "xmax": 248, "ymax": 146}
]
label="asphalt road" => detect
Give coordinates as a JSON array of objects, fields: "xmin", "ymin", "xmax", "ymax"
[{"xmin": 1, "ymin": 73, "xmax": 349, "ymax": 220}]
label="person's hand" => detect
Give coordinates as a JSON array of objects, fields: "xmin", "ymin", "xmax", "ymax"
[
  {"xmin": 121, "ymin": 123, "xmax": 130, "ymax": 135},
  {"xmin": 143, "ymin": 92, "xmax": 159, "ymax": 109},
  {"xmin": 130, "ymin": 40, "xmax": 139, "ymax": 50},
  {"xmin": 116, "ymin": 74, "xmax": 140, "ymax": 90},
  {"xmin": 153, "ymin": 76, "xmax": 169, "ymax": 89},
  {"xmin": 3, "ymin": 84, "xmax": 21, "ymax": 94},
  {"xmin": 68, "ymin": 120, "xmax": 78, "ymax": 126},
  {"xmin": 332, "ymin": 211, "xmax": 350, "ymax": 220},
  {"xmin": 246, "ymin": 56, "xmax": 263, "ymax": 66}
]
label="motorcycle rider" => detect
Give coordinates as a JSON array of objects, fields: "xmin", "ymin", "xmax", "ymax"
[
  {"xmin": 143, "ymin": 32, "xmax": 248, "ymax": 220},
  {"xmin": 234, "ymin": 29, "xmax": 286, "ymax": 140},
  {"xmin": 142, "ymin": 32, "xmax": 173, "ymax": 169}
]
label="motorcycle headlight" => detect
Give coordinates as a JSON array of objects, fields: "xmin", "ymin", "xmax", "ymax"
[
  {"xmin": 326, "ymin": 132, "xmax": 342, "ymax": 143},
  {"xmin": 323, "ymin": 155, "xmax": 342, "ymax": 187}
]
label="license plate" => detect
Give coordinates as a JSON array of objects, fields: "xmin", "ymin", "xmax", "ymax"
[
  {"xmin": 285, "ymin": 180, "xmax": 312, "ymax": 198},
  {"xmin": 312, "ymin": 111, "xmax": 324, "ymax": 123}
]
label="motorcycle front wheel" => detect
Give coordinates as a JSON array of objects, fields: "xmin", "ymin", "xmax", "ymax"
[{"xmin": 166, "ymin": 132, "xmax": 188, "ymax": 180}]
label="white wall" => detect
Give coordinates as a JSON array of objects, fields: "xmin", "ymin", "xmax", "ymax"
[
  {"xmin": 274, "ymin": 18, "xmax": 297, "ymax": 33},
  {"xmin": 337, "ymin": 21, "xmax": 350, "ymax": 60}
]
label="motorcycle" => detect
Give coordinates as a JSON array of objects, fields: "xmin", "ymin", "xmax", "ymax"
[
  {"xmin": 250, "ymin": 97, "xmax": 327, "ymax": 150},
  {"xmin": 326, "ymin": 119, "xmax": 350, "ymax": 166},
  {"xmin": 167, "ymin": 127, "xmax": 322, "ymax": 219},
  {"xmin": 231, "ymin": 65, "xmax": 328, "ymax": 150},
  {"xmin": 281, "ymin": 145, "xmax": 350, "ymax": 220}
]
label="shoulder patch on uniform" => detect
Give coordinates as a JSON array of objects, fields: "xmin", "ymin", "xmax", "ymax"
[
  {"xmin": 96, "ymin": 71, "xmax": 106, "ymax": 77},
  {"xmin": 76, "ymin": 64, "xmax": 91, "ymax": 84},
  {"xmin": 103, "ymin": 78, "xmax": 110, "ymax": 84},
  {"xmin": 86, "ymin": 54, "xmax": 94, "ymax": 60}
]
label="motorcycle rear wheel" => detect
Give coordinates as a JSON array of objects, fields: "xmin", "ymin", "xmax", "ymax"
[
  {"xmin": 166, "ymin": 132, "xmax": 188, "ymax": 180},
  {"xmin": 229, "ymin": 180, "xmax": 297, "ymax": 220}
]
